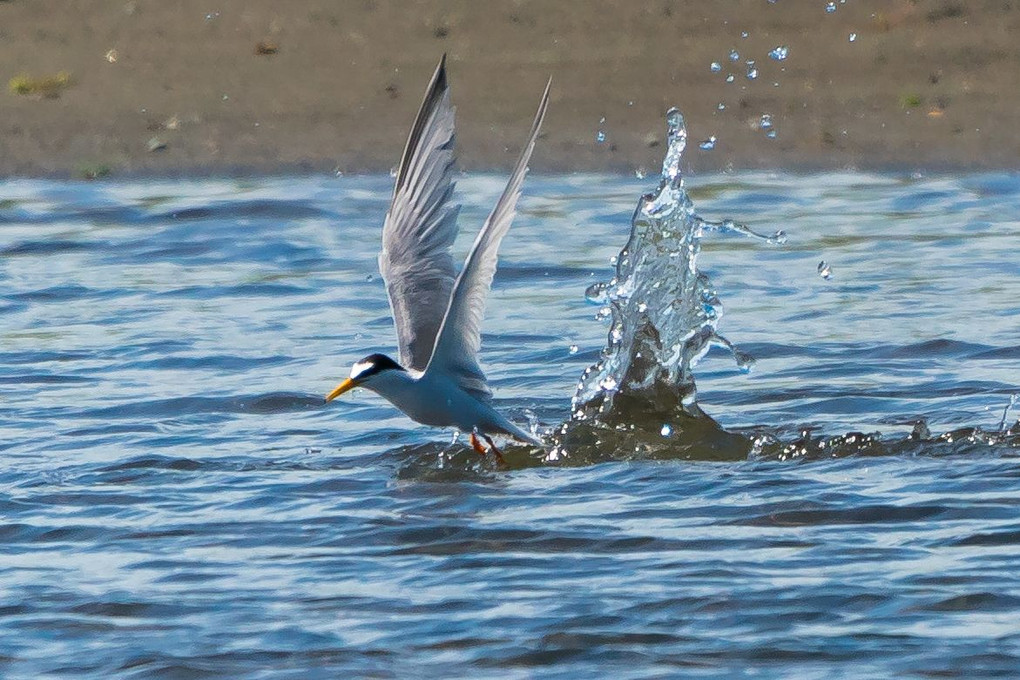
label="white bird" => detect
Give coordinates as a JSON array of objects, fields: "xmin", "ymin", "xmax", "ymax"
[{"xmin": 325, "ymin": 55, "xmax": 549, "ymax": 458}]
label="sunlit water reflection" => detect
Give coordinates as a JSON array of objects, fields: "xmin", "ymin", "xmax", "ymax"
[{"xmin": 1, "ymin": 172, "xmax": 1019, "ymax": 677}]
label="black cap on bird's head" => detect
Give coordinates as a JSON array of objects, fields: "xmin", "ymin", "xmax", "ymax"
[
  {"xmin": 350, "ymin": 353, "xmax": 404, "ymax": 380},
  {"xmin": 324, "ymin": 353, "xmax": 406, "ymax": 403}
]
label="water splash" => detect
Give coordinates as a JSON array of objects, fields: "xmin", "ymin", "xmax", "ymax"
[
  {"xmin": 747, "ymin": 419, "xmax": 1020, "ymax": 463},
  {"xmin": 553, "ymin": 108, "xmax": 782, "ymax": 458},
  {"xmin": 1000, "ymin": 394, "xmax": 1020, "ymax": 432}
]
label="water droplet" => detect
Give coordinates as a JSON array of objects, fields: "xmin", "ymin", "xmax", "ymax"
[
  {"xmin": 365, "ymin": 274, "xmax": 373, "ymax": 282},
  {"xmin": 665, "ymin": 108, "xmax": 684, "ymax": 132},
  {"xmin": 817, "ymin": 260, "xmax": 833, "ymax": 280},
  {"xmin": 634, "ymin": 168, "xmax": 646, "ymax": 179},
  {"xmin": 699, "ymin": 136, "xmax": 717, "ymax": 151},
  {"xmin": 759, "ymin": 113, "xmax": 773, "ymax": 129},
  {"xmin": 825, "ymin": 2, "xmax": 836, "ymax": 12},
  {"xmin": 710, "ymin": 61, "xmax": 722, "ymax": 72},
  {"xmin": 741, "ymin": 31, "xmax": 749, "ymax": 39},
  {"xmin": 599, "ymin": 376, "xmax": 618, "ymax": 391},
  {"xmin": 766, "ymin": 129, "xmax": 777, "ymax": 139},
  {"xmin": 596, "ymin": 130, "xmax": 606, "ymax": 144},
  {"xmin": 768, "ymin": 46, "xmax": 788, "ymax": 61},
  {"xmin": 746, "ymin": 62, "xmax": 758, "ymax": 80},
  {"xmin": 568, "ymin": 344, "xmax": 579, "ymax": 355},
  {"xmin": 768, "ymin": 230, "xmax": 788, "ymax": 245},
  {"xmin": 205, "ymin": 11, "xmax": 220, "ymax": 20},
  {"xmin": 388, "ymin": 166, "xmax": 398, "ymax": 178},
  {"xmin": 734, "ymin": 350, "xmax": 756, "ymax": 372},
  {"xmin": 725, "ymin": 74, "xmax": 735, "ymax": 83},
  {"xmin": 729, "ymin": 49, "xmax": 739, "ymax": 61},
  {"xmin": 717, "ymin": 103, "xmax": 726, "ymax": 111},
  {"xmin": 585, "ymin": 282, "xmax": 609, "ymax": 304},
  {"xmin": 848, "ymin": 32, "xmax": 857, "ymax": 42},
  {"xmin": 637, "ymin": 302, "xmax": 648, "ymax": 313},
  {"xmin": 595, "ymin": 307, "xmax": 611, "ymax": 321},
  {"xmin": 660, "ymin": 424, "xmax": 673, "ymax": 437}
]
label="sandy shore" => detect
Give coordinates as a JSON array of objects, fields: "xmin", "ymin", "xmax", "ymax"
[{"xmin": 1, "ymin": 0, "xmax": 1019, "ymax": 177}]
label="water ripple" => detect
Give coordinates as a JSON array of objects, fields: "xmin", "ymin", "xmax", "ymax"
[{"xmin": 1, "ymin": 174, "xmax": 1019, "ymax": 677}]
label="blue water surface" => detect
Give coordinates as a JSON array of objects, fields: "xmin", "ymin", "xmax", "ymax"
[{"xmin": 1, "ymin": 173, "xmax": 1019, "ymax": 678}]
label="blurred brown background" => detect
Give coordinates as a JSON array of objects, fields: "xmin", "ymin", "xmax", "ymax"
[{"xmin": 1, "ymin": 0, "xmax": 1018, "ymax": 177}]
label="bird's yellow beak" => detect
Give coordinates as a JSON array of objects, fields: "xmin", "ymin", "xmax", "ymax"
[{"xmin": 324, "ymin": 378, "xmax": 358, "ymax": 403}]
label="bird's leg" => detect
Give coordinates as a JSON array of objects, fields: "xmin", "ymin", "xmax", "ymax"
[
  {"xmin": 470, "ymin": 431, "xmax": 488, "ymax": 455},
  {"xmin": 469, "ymin": 431, "xmax": 506, "ymax": 465},
  {"xmin": 481, "ymin": 434, "xmax": 506, "ymax": 466}
]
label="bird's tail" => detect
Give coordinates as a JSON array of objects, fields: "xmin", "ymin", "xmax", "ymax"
[{"xmin": 493, "ymin": 417, "xmax": 543, "ymax": 448}]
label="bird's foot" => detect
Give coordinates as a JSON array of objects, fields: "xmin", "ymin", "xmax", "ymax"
[
  {"xmin": 481, "ymin": 433, "xmax": 506, "ymax": 466},
  {"xmin": 470, "ymin": 432, "xmax": 506, "ymax": 466}
]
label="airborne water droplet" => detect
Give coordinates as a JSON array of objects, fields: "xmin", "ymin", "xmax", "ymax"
[
  {"xmin": 710, "ymin": 61, "xmax": 722, "ymax": 72},
  {"xmin": 759, "ymin": 114, "xmax": 773, "ymax": 129},
  {"xmin": 768, "ymin": 45, "xmax": 789, "ymax": 61},
  {"xmin": 818, "ymin": 260, "xmax": 833, "ymax": 280},
  {"xmin": 734, "ymin": 350, "xmax": 756, "ymax": 373},
  {"xmin": 825, "ymin": 2, "xmax": 836, "ymax": 12},
  {"xmin": 585, "ymin": 282, "xmax": 609, "ymax": 304},
  {"xmin": 568, "ymin": 344, "xmax": 579, "ymax": 355},
  {"xmin": 725, "ymin": 74, "xmax": 735, "ymax": 83},
  {"xmin": 729, "ymin": 49, "xmax": 739, "ymax": 61},
  {"xmin": 660, "ymin": 424, "xmax": 673, "ymax": 437},
  {"xmin": 699, "ymin": 136, "xmax": 717, "ymax": 151},
  {"xmin": 848, "ymin": 32, "xmax": 857, "ymax": 42}
]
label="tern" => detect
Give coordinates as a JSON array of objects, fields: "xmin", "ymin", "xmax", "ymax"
[{"xmin": 324, "ymin": 55, "xmax": 549, "ymax": 457}]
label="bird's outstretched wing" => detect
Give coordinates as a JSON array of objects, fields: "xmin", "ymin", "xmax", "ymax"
[
  {"xmin": 424, "ymin": 77, "xmax": 551, "ymax": 400},
  {"xmin": 379, "ymin": 55, "xmax": 461, "ymax": 371}
]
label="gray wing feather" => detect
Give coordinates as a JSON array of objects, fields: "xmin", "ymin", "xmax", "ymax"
[
  {"xmin": 424, "ymin": 77, "xmax": 551, "ymax": 400},
  {"xmin": 379, "ymin": 55, "xmax": 461, "ymax": 371}
]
